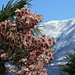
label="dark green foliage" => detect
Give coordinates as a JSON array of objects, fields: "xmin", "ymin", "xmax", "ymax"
[
  {"xmin": 59, "ymin": 49, "xmax": 75, "ymax": 75},
  {"xmin": 0, "ymin": 0, "xmax": 32, "ymax": 22}
]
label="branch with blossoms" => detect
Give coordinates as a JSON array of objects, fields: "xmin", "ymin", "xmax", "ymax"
[{"xmin": 0, "ymin": 8, "xmax": 56, "ymax": 75}]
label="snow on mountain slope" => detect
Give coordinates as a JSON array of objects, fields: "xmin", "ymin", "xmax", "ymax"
[
  {"xmin": 39, "ymin": 18, "xmax": 75, "ymax": 54},
  {"xmin": 39, "ymin": 18, "xmax": 75, "ymax": 75}
]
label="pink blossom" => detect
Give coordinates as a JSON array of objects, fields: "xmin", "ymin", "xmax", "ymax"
[
  {"xmin": 0, "ymin": 50, "xmax": 4, "ymax": 53},
  {"xmin": 16, "ymin": 70, "xmax": 25, "ymax": 75},
  {"xmin": 0, "ymin": 8, "xmax": 56, "ymax": 75},
  {"xmin": 0, "ymin": 53, "xmax": 7, "ymax": 58}
]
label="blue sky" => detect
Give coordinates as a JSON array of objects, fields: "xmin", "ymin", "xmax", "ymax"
[{"xmin": 0, "ymin": 0, "xmax": 75, "ymax": 22}]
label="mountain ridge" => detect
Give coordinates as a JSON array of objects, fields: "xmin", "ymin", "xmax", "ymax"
[
  {"xmin": 39, "ymin": 18, "xmax": 75, "ymax": 75},
  {"xmin": 39, "ymin": 18, "xmax": 75, "ymax": 51},
  {"xmin": 44, "ymin": 18, "xmax": 75, "ymax": 23}
]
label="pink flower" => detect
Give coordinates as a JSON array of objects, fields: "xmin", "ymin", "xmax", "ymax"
[
  {"xmin": 0, "ymin": 50, "xmax": 4, "ymax": 53},
  {"xmin": 19, "ymin": 59, "xmax": 27, "ymax": 62},
  {"xmin": 16, "ymin": 70, "xmax": 25, "ymax": 75},
  {"xmin": 11, "ymin": 24, "xmax": 16, "ymax": 27},
  {"xmin": 42, "ymin": 68, "xmax": 47, "ymax": 72},
  {"xmin": 0, "ymin": 53, "xmax": 7, "ymax": 58}
]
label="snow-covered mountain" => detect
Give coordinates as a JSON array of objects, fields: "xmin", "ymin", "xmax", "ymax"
[{"xmin": 39, "ymin": 18, "xmax": 75, "ymax": 75}]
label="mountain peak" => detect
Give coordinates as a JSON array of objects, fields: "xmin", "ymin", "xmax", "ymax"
[{"xmin": 40, "ymin": 18, "xmax": 75, "ymax": 38}]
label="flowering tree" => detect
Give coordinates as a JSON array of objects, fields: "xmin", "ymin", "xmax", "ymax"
[{"xmin": 0, "ymin": 8, "xmax": 56, "ymax": 75}]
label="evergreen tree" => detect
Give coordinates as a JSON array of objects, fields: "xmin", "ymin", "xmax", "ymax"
[{"xmin": 59, "ymin": 49, "xmax": 75, "ymax": 75}]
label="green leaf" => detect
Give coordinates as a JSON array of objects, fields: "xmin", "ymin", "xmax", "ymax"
[
  {"xmin": 0, "ymin": 0, "xmax": 32, "ymax": 22},
  {"xmin": 59, "ymin": 49, "xmax": 75, "ymax": 75}
]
